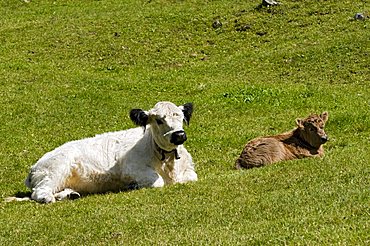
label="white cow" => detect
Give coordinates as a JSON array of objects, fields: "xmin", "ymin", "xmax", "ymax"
[{"xmin": 20, "ymin": 101, "xmax": 197, "ymax": 203}]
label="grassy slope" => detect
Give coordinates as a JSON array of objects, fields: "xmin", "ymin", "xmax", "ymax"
[{"xmin": 0, "ymin": 0, "xmax": 369, "ymax": 244}]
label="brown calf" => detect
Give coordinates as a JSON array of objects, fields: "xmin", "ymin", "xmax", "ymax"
[{"xmin": 235, "ymin": 112, "xmax": 329, "ymax": 169}]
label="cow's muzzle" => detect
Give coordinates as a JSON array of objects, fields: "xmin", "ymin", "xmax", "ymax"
[
  {"xmin": 170, "ymin": 130, "xmax": 187, "ymax": 145},
  {"xmin": 320, "ymin": 135, "xmax": 328, "ymax": 144}
]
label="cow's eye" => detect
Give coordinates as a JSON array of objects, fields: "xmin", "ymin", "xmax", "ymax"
[{"xmin": 156, "ymin": 119, "xmax": 163, "ymax": 125}]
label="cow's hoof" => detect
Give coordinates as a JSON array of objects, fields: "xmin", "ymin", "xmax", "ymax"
[{"xmin": 67, "ymin": 192, "xmax": 81, "ymax": 200}]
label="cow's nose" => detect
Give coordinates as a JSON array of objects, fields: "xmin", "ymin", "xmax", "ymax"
[
  {"xmin": 320, "ymin": 135, "xmax": 328, "ymax": 143},
  {"xmin": 170, "ymin": 130, "xmax": 187, "ymax": 145}
]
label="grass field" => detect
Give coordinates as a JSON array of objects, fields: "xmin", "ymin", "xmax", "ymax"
[{"xmin": 0, "ymin": 0, "xmax": 369, "ymax": 245}]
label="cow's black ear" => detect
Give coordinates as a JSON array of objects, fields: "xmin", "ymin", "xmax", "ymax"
[
  {"xmin": 181, "ymin": 103, "xmax": 193, "ymax": 125},
  {"xmin": 130, "ymin": 109, "xmax": 148, "ymax": 127}
]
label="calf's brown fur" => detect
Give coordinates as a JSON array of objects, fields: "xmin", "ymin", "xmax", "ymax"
[{"xmin": 235, "ymin": 112, "xmax": 329, "ymax": 169}]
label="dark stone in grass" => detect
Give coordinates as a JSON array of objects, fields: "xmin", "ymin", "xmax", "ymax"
[
  {"xmin": 201, "ymin": 56, "xmax": 208, "ymax": 61},
  {"xmin": 236, "ymin": 24, "xmax": 251, "ymax": 32},
  {"xmin": 354, "ymin": 13, "xmax": 365, "ymax": 21},
  {"xmin": 212, "ymin": 19, "xmax": 222, "ymax": 29},
  {"xmin": 262, "ymin": 0, "xmax": 281, "ymax": 7},
  {"xmin": 256, "ymin": 31, "xmax": 268, "ymax": 36}
]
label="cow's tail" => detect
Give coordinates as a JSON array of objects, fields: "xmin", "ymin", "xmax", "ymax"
[{"xmin": 4, "ymin": 196, "xmax": 32, "ymax": 202}]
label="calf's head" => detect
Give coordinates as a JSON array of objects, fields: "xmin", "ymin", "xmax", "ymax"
[
  {"xmin": 296, "ymin": 112, "xmax": 329, "ymax": 148},
  {"xmin": 130, "ymin": 102, "xmax": 193, "ymax": 151}
]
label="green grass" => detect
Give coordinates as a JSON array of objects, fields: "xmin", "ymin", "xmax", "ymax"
[{"xmin": 0, "ymin": 0, "xmax": 369, "ymax": 244}]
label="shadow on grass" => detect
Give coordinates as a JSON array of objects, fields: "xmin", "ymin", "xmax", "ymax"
[
  {"xmin": 14, "ymin": 191, "xmax": 32, "ymax": 198},
  {"xmin": 6, "ymin": 185, "xmax": 139, "ymax": 203}
]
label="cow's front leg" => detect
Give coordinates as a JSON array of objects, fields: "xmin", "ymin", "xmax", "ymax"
[
  {"xmin": 150, "ymin": 176, "xmax": 165, "ymax": 188},
  {"xmin": 173, "ymin": 154, "xmax": 197, "ymax": 183},
  {"xmin": 132, "ymin": 169, "xmax": 165, "ymax": 188},
  {"xmin": 180, "ymin": 168, "xmax": 198, "ymax": 183}
]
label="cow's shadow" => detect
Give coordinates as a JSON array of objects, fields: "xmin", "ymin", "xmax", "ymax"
[
  {"xmin": 8, "ymin": 186, "xmax": 139, "ymax": 203},
  {"xmin": 14, "ymin": 191, "xmax": 32, "ymax": 198}
]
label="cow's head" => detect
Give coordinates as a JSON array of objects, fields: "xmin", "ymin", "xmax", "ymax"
[
  {"xmin": 130, "ymin": 102, "xmax": 193, "ymax": 151},
  {"xmin": 296, "ymin": 112, "xmax": 329, "ymax": 148}
]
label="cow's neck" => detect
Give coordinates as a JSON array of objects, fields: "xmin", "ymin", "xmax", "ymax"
[
  {"xmin": 153, "ymin": 140, "xmax": 180, "ymax": 161},
  {"xmin": 293, "ymin": 128, "xmax": 317, "ymax": 150},
  {"xmin": 146, "ymin": 132, "xmax": 178, "ymax": 184}
]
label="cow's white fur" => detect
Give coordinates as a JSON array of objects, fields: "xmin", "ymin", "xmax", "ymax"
[{"xmin": 23, "ymin": 101, "xmax": 197, "ymax": 203}]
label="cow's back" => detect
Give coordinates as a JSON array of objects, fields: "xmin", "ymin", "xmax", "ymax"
[
  {"xmin": 236, "ymin": 137, "xmax": 288, "ymax": 168},
  {"xmin": 77, "ymin": 127, "xmax": 144, "ymax": 169},
  {"xmin": 35, "ymin": 127, "xmax": 142, "ymax": 168},
  {"xmin": 27, "ymin": 127, "xmax": 144, "ymax": 192}
]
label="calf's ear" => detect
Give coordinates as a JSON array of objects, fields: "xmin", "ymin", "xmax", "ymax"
[
  {"xmin": 295, "ymin": 118, "xmax": 304, "ymax": 128},
  {"xmin": 130, "ymin": 109, "xmax": 149, "ymax": 127},
  {"xmin": 320, "ymin": 111, "xmax": 329, "ymax": 123},
  {"xmin": 180, "ymin": 103, "xmax": 193, "ymax": 125}
]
